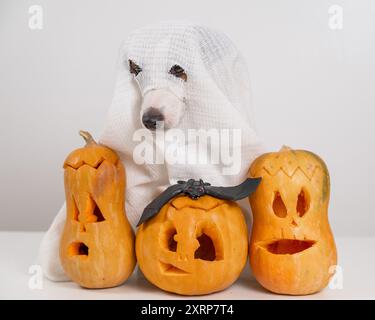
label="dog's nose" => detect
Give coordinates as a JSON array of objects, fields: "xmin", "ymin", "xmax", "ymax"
[{"xmin": 142, "ymin": 107, "xmax": 165, "ymax": 130}]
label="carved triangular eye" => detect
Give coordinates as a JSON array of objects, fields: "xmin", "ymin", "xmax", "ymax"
[
  {"xmin": 92, "ymin": 199, "xmax": 105, "ymax": 222},
  {"xmin": 71, "ymin": 196, "xmax": 79, "ymax": 221},
  {"xmin": 83, "ymin": 196, "xmax": 106, "ymax": 223},
  {"xmin": 297, "ymin": 189, "xmax": 309, "ymax": 217},
  {"xmin": 273, "ymin": 192, "xmax": 287, "ymax": 218},
  {"xmin": 129, "ymin": 59, "xmax": 142, "ymax": 76},
  {"xmin": 169, "ymin": 64, "xmax": 187, "ymax": 81}
]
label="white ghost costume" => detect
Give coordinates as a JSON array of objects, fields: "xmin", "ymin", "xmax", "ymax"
[{"xmin": 38, "ymin": 21, "xmax": 265, "ymax": 281}]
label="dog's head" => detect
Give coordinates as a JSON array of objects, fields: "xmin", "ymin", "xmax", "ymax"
[
  {"xmin": 100, "ymin": 22, "xmax": 263, "ymax": 181},
  {"xmin": 127, "ymin": 51, "xmax": 189, "ymax": 131},
  {"xmin": 131, "ymin": 61, "xmax": 187, "ymax": 130},
  {"xmin": 117, "ymin": 21, "xmax": 255, "ymax": 135}
]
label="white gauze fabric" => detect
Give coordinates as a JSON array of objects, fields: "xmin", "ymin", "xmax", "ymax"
[{"xmin": 38, "ymin": 21, "xmax": 265, "ymax": 281}]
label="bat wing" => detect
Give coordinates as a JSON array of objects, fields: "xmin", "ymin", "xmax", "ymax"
[
  {"xmin": 136, "ymin": 184, "xmax": 184, "ymax": 226},
  {"xmin": 205, "ymin": 177, "xmax": 261, "ymax": 201}
]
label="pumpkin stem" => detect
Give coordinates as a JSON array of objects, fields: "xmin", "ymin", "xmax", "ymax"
[
  {"xmin": 280, "ymin": 145, "xmax": 291, "ymax": 152},
  {"xmin": 79, "ymin": 130, "xmax": 96, "ymax": 145}
]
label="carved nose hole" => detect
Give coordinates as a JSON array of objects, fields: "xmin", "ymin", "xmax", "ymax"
[
  {"xmin": 297, "ymin": 189, "xmax": 309, "ymax": 217},
  {"xmin": 194, "ymin": 233, "xmax": 216, "ymax": 261},
  {"xmin": 273, "ymin": 192, "xmax": 287, "ymax": 218}
]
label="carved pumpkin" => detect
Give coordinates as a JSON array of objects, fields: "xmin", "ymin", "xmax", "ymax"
[
  {"xmin": 60, "ymin": 131, "xmax": 136, "ymax": 288},
  {"xmin": 136, "ymin": 195, "xmax": 248, "ymax": 295},
  {"xmin": 248, "ymin": 146, "xmax": 337, "ymax": 295}
]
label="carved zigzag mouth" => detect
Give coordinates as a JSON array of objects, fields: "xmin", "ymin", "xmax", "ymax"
[
  {"xmin": 64, "ymin": 158, "xmax": 107, "ymax": 170},
  {"xmin": 257, "ymin": 239, "xmax": 316, "ymax": 255}
]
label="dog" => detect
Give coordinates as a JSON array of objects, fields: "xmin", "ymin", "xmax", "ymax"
[{"xmin": 39, "ymin": 21, "xmax": 265, "ymax": 281}]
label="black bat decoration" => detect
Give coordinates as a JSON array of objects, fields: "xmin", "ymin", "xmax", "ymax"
[{"xmin": 136, "ymin": 177, "xmax": 261, "ymax": 226}]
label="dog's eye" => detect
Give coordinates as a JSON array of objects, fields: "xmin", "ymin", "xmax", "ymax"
[
  {"xmin": 169, "ymin": 65, "xmax": 187, "ymax": 82},
  {"xmin": 129, "ymin": 59, "xmax": 142, "ymax": 76}
]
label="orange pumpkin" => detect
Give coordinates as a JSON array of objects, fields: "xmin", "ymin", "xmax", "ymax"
[
  {"xmin": 60, "ymin": 131, "xmax": 136, "ymax": 288},
  {"xmin": 136, "ymin": 195, "xmax": 248, "ymax": 295},
  {"xmin": 248, "ymin": 146, "xmax": 337, "ymax": 295}
]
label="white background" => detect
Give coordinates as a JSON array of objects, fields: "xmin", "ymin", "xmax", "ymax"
[{"xmin": 0, "ymin": 0, "xmax": 374, "ymax": 236}]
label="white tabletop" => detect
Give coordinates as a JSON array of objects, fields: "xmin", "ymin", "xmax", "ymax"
[{"xmin": 0, "ymin": 231, "xmax": 373, "ymax": 300}]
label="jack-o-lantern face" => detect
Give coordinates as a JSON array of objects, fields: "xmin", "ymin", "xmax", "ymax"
[
  {"xmin": 249, "ymin": 146, "xmax": 337, "ymax": 295},
  {"xmin": 60, "ymin": 131, "xmax": 136, "ymax": 288},
  {"xmin": 136, "ymin": 195, "xmax": 248, "ymax": 295}
]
